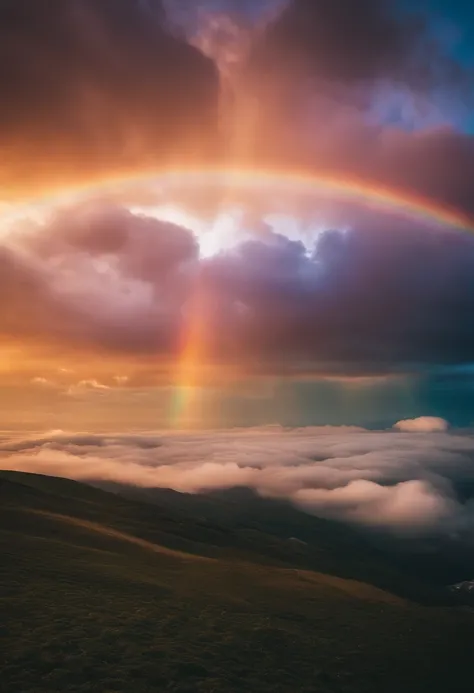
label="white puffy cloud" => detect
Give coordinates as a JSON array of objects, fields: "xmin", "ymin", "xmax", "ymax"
[
  {"xmin": 393, "ymin": 417, "xmax": 449, "ymax": 433},
  {"xmin": 113, "ymin": 376, "xmax": 129, "ymax": 386},
  {"xmin": 67, "ymin": 380, "xmax": 110, "ymax": 396},
  {"xmin": 31, "ymin": 377, "xmax": 56, "ymax": 388},
  {"xmin": 294, "ymin": 479, "xmax": 457, "ymax": 532}
]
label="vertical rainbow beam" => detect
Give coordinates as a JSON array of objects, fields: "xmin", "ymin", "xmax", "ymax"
[{"xmin": 170, "ymin": 268, "xmax": 211, "ymax": 429}]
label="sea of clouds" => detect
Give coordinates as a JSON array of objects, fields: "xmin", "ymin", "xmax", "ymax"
[{"xmin": 2, "ymin": 416, "xmax": 474, "ymax": 538}]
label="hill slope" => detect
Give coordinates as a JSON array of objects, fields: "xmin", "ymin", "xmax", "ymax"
[
  {"xmin": 100, "ymin": 481, "xmax": 474, "ymax": 592},
  {"xmin": 1, "ymin": 471, "xmax": 474, "ymax": 693}
]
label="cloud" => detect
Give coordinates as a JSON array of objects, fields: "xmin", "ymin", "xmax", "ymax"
[
  {"xmin": 0, "ymin": 204, "xmax": 199, "ymax": 355},
  {"xmin": 187, "ymin": 1, "xmax": 474, "ymax": 221},
  {"xmin": 294, "ymin": 479, "xmax": 457, "ymax": 532},
  {"xmin": 0, "ymin": 0, "xmax": 473, "ymax": 204},
  {"xmin": 0, "ymin": 0, "xmax": 218, "ymax": 188},
  {"xmin": 254, "ymin": 0, "xmax": 451, "ymax": 86},
  {"xmin": 2, "ymin": 424, "xmax": 474, "ymax": 537},
  {"xmin": 67, "ymin": 380, "xmax": 110, "ymax": 396},
  {"xmin": 3, "ymin": 200, "xmax": 474, "ymax": 375},
  {"xmin": 226, "ymin": 1, "xmax": 474, "ymax": 206},
  {"xmin": 394, "ymin": 417, "xmax": 449, "ymax": 433},
  {"xmin": 2, "ymin": 3, "xmax": 474, "ymax": 388},
  {"xmin": 31, "ymin": 377, "xmax": 56, "ymax": 388}
]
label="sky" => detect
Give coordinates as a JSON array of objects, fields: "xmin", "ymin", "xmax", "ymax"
[
  {"xmin": 2, "ymin": 0, "xmax": 474, "ymax": 437},
  {"xmin": 4, "ymin": 0, "xmax": 474, "ymax": 539}
]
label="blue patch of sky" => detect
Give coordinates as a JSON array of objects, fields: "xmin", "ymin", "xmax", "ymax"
[{"xmin": 397, "ymin": 0, "xmax": 474, "ymax": 132}]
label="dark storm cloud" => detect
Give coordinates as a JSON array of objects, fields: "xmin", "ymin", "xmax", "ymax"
[
  {"xmin": 252, "ymin": 0, "xmax": 438, "ymax": 85},
  {"xmin": 240, "ymin": 1, "xmax": 474, "ymax": 217},
  {"xmin": 246, "ymin": 0, "xmax": 473, "ymax": 131},
  {"xmin": 2, "ymin": 2, "xmax": 474, "ymax": 371},
  {"xmin": 1, "ymin": 0, "xmax": 473, "ymax": 194},
  {"xmin": 369, "ymin": 128, "xmax": 474, "ymax": 215},
  {"xmin": 4, "ymin": 201, "xmax": 474, "ymax": 370},
  {"xmin": 201, "ymin": 221, "xmax": 474, "ymax": 368},
  {"xmin": 302, "ymin": 125, "xmax": 474, "ymax": 217},
  {"xmin": 0, "ymin": 0, "xmax": 218, "ymax": 180}
]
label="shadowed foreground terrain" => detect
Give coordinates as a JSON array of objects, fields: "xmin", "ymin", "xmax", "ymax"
[{"xmin": 1, "ymin": 471, "xmax": 474, "ymax": 693}]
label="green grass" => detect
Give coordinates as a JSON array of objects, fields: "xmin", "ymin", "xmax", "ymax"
[{"xmin": 1, "ymin": 471, "xmax": 473, "ymax": 692}]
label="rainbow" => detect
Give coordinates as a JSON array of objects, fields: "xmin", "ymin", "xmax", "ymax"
[
  {"xmin": 138, "ymin": 168, "xmax": 471, "ymax": 427},
  {"xmin": 3, "ymin": 166, "xmax": 473, "ymax": 428},
  {"xmin": 169, "ymin": 278, "xmax": 211, "ymax": 429},
  {"xmin": 144, "ymin": 168, "xmax": 474, "ymax": 233},
  {"xmin": 3, "ymin": 166, "xmax": 473, "ymax": 233}
]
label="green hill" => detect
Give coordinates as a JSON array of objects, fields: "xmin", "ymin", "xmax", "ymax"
[{"xmin": 1, "ymin": 470, "xmax": 474, "ymax": 693}]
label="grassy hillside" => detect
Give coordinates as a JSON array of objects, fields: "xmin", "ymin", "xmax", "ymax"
[
  {"xmin": 1, "ymin": 470, "xmax": 474, "ymax": 693},
  {"xmin": 100, "ymin": 482, "xmax": 474, "ymax": 590}
]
